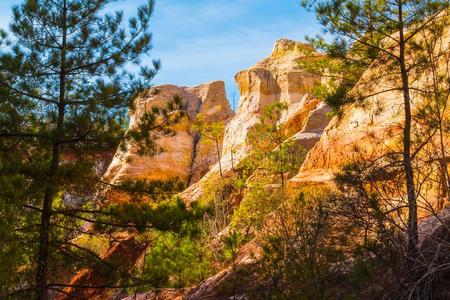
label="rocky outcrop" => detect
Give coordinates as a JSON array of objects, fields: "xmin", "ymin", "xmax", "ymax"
[
  {"xmin": 219, "ymin": 39, "xmax": 325, "ymax": 171},
  {"xmin": 183, "ymin": 26, "xmax": 450, "ymax": 297},
  {"xmin": 58, "ymin": 81, "xmax": 236, "ymax": 299},
  {"xmin": 103, "ymin": 81, "xmax": 235, "ymax": 186},
  {"xmin": 181, "ymin": 39, "xmax": 331, "ymax": 202},
  {"xmin": 289, "ymin": 66, "xmax": 406, "ymax": 185},
  {"xmin": 290, "ymin": 28, "xmax": 450, "ymax": 187},
  {"xmin": 288, "ymin": 100, "xmax": 332, "ymax": 150},
  {"xmin": 57, "ymin": 233, "xmax": 147, "ymax": 300}
]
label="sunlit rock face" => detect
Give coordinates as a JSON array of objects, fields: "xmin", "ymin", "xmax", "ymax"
[
  {"xmin": 289, "ymin": 88, "xmax": 405, "ymax": 186},
  {"xmin": 220, "ymin": 39, "xmax": 326, "ymax": 170},
  {"xmin": 103, "ymin": 80, "xmax": 235, "ymax": 186},
  {"xmin": 181, "ymin": 39, "xmax": 331, "ymax": 202},
  {"xmin": 290, "ymin": 26, "xmax": 450, "ymax": 188}
]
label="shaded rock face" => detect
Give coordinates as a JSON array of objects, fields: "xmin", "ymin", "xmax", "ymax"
[
  {"xmin": 181, "ymin": 39, "xmax": 331, "ymax": 202},
  {"xmin": 103, "ymin": 81, "xmax": 235, "ymax": 186},
  {"xmin": 56, "ymin": 234, "xmax": 147, "ymax": 300},
  {"xmin": 287, "ymin": 100, "xmax": 332, "ymax": 150}
]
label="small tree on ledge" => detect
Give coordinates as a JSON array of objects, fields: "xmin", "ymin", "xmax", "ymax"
[{"xmin": 193, "ymin": 114, "xmax": 226, "ymax": 178}]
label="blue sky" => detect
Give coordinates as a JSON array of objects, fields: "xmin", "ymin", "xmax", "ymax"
[{"xmin": 0, "ymin": 0, "xmax": 319, "ymax": 108}]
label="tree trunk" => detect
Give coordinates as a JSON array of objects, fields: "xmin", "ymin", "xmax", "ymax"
[
  {"xmin": 216, "ymin": 140, "xmax": 223, "ymax": 178},
  {"xmin": 398, "ymin": 3, "xmax": 418, "ymax": 258},
  {"xmin": 230, "ymin": 148, "xmax": 236, "ymax": 174},
  {"xmin": 36, "ymin": 1, "xmax": 67, "ymax": 298},
  {"xmin": 278, "ymin": 137, "xmax": 285, "ymax": 189}
]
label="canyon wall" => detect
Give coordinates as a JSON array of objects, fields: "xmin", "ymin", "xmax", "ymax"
[
  {"xmin": 290, "ymin": 68, "xmax": 407, "ymax": 185},
  {"xmin": 290, "ymin": 27, "xmax": 450, "ymax": 187},
  {"xmin": 103, "ymin": 81, "xmax": 235, "ymax": 186},
  {"xmin": 181, "ymin": 39, "xmax": 331, "ymax": 201},
  {"xmin": 104, "ymin": 39, "xmax": 332, "ymax": 200},
  {"xmin": 220, "ymin": 39, "xmax": 327, "ymax": 171}
]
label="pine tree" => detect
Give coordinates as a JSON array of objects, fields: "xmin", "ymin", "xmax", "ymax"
[
  {"xmin": 0, "ymin": 0, "xmax": 184, "ymax": 298},
  {"xmin": 192, "ymin": 113, "xmax": 226, "ymax": 178},
  {"xmin": 301, "ymin": 0, "xmax": 449, "ymax": 262},
  {"xmin": 247, "ymin": 102, "xmax": 303, "ymax": 188}
]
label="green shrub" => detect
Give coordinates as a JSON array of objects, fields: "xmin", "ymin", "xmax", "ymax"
[{"xmin": 140, "ymin": 231, "xmax": 215, "ymax": 288}]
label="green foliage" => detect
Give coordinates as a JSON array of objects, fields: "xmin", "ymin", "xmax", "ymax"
[
  {"xmin": 231, "ymin": 184, "xmax": 282, "ymax": 234},
  {"xmin": 298, "ymin": 52, "xmax": 362, "ymax": 113},
  {"xmin": 220, "ymin": 230, "xmax": 244, "ymax": 264},
  {"xmin": 299, "ymin": 5, "xmax": 450, "ymax": 295},
  {"xmin": 229, "ymin": 103, "xmax": 307, "ymax": 236},
  {"xmin": 192, "ymin": 113, "xmax": 226, "ymax": 177},
  {"xmin": 132, "ymin": 212, "xmax": 217, "ymax": 292},
  {"xmin": 138, "ymin": 230, "xmax": 215, "ymax": 289},
  {"xmin": 254, "ymin": 192, "xmax": 339, "ymax": 299},
  {"xmin": 237, "ymin": 181, "xmax": 406, "ymax": 299},
  {"xmin": 247, "ymin": 102, "xmax": 306, "ymax": 187},
  {"xmin": 106, "ymin": 198, "xmax": 205, "ymax": 231},
  {"xmin": 192, "ymin": 113, "xmax": 225, "ymax": 143},
  {"xmin": 0, "ymin": 0, "xmax": 190, "ymax": 297},
  {"xmin": 73, "ymin": 234, "xmax": 110, "ymax": 256},
  {"xmin": 199, "ymin": 174, "xmax": 235, "ymax": 240},
  {"xmin": 115, "ymin": 177, "xmax": 186, "ymax": 202},
  {"xmin": 333, "ymin": 159, "xmax": 406, "ymax": 254},
  {"xmin": 0, "ymin": 172, "xmax": 38, "ymax": 299},
  {"xmin": 300, "ymin": 0, "xmax": 450, "ymax": 113},
  {"xmin": 123, "ymin": 95, "xmax": 186, "ymax": 155},
  {"xmin": 247, "ymin": 102, "xmax": 288, "ymax": 154}
]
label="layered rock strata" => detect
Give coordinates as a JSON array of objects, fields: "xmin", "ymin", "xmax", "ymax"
[
  {"xmin": 220, "ymin": 39, "xmax": 326, "ymax": 171},
  {"xmin": 290, "ymin": 28, "xmax": 450, "ymax": 187},
  {"xmin": 181, "ymin": 39, "xmax": 331, "ymax": 202},
  {"xmin": 103, "ymin": 81, "xmax": 235, "ymax": 186}
]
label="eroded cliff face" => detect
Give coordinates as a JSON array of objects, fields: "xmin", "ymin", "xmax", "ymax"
[
  {"xmin": 103, "ymin": 81, "xmax": 235, "ymax": 186},
  {"xmin": 290, "ymin": 68, "xmax": 407, "ymax": 185},
  {"xmin": 220, "ymin": 39, "xmax": 326, "ymax": 171},
  {"xmin": 102, "ymin": 39, "xmax": 331, "ymax": 202},
  {"xmin": 290, "ymin": 28, "xmax": 450, "ymax": 187},
  {"xmin": 181, "ymin": 39, "xmax": 331, "ymax": 201}
]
